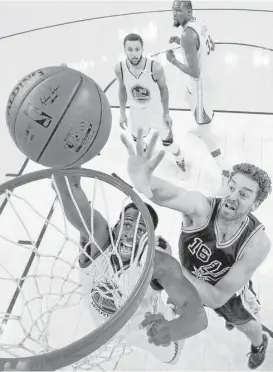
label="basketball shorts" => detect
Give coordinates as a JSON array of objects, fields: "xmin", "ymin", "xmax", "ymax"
[
  {"xmin": 80, "ymin": 248, "xmax": 184, "ymax": 365},
  {"xmin": 129, "ymin": 104, "xmax": 170, "ymax": 140},
  {"xmin": 213, "ymin": 281, "xmax": 261, "ymax": 326},
  {"xmin": 185, "ymin": 79, "xmax": 214, "ymax": 125}
]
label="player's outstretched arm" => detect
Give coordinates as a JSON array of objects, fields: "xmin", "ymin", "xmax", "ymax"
[
  {"xmin": 121, "ymin": 129, "xmax": 211, "ymax": 217},
  {"xmin": 53, "ymin": 175, "xmax": 109, "ymax": 262}
]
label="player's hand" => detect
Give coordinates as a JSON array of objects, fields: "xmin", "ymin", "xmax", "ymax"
[
  {"xmin": 119, "ymin": 112, "xmax": 128, "ymax": 129},
  {"xmin": 163, "ymin": 113, "xmax": 172, "ymax": 128},
  {"xmin": 121, "ymin": 129, "xmax": 165, "ymax": 198},
  {"xmin": 166, "ymin": 50, "xmax": 176, "ymax": 63},
  {"xmin": 139, "ymin": 312, "xmax": 172, "ymax": 346},
  {"xmin": 169, "ymin": 36, "xmax": 181, "ymax": 45},
  {"xmin": 155, "ymin": 235, "xmax": 172, "ymax": 255}
]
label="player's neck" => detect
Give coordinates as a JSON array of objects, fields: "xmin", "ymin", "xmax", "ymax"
[
  {"xmin": 217, "ymin": 214, "xmax": 247, "ymax": 229},
  {"xmin": 127, "ymin": 56, "xmax": 145, "ymax": 70},
  {"xmin": 183, "ymin": 16, "xmax": 195, "ymax": 27}
]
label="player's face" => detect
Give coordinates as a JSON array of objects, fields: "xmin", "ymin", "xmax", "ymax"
[
  {"xmin": 124, "ymin": 40, "xmax": 143, "ymax": 66},
  {"xmin": 219, "ymin": 173, "xmax": 259, "ymax": 221},
  {"xmin": 172, "ymin": 1, "xmax": 189, "ymax": 27},
  {"xmin": 115, "ymin": 208, "xmax": 147, "ymax": 263}
]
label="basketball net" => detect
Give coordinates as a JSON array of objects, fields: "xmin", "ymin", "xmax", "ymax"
[{"xmin": 0, "ymin": 169, "xmax": 155, "ymax": 371}]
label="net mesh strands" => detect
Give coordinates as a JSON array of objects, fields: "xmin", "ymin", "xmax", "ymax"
[{"xmin": 0, "ymin": 168, "xmax": 155, "ymax": 371}]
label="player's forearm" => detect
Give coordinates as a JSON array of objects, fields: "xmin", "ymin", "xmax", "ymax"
[
  {"xmin": 156, "ymin": 252, "xmax": 203, "ymax": 313},
  {"xmin": 171, "ymin": 58, "xmax": 200, "ymax": 79},
  {"xmin": 150, "ymin": 176, "xmax": 181, "ymax": 205},
  {"xmin": 169, "ymin": 305, "xmax": 208, "ymax": 341},
  {"xmin": 158, "ymin": 86, "xmax": 169, "ymax": 115},
  {"xmin": 182, "ymin": 268, "xmax": 223, "ymax": 308},
  {"xmin": 118, "ymin": 87, "xmax": 127, "ymax": 114}
]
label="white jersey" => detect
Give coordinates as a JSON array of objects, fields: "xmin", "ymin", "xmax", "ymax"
[
  {"xmin": 120, "ymin": 58, "xmax": 161, "ymax": 108},
  {"xmin": 181, "ymin": 18, "xmax": 213, "ymax": 88},
  {"xmin": 80, "ymin": 245, "xmax": 158, "ymax": 326},
  {"xmin": 79, "ymin": 244, "xmax": 184, "ymax": 365}
]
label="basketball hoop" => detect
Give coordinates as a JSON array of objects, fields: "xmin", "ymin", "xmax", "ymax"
[{"xmin": 0, "ymin": 168, "xmax": 155, "ymax": 371}]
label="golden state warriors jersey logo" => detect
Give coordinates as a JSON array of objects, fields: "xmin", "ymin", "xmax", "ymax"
[
  {"xmin": 90, "ymin": 279, "xmax": 121, "ymax": 317},
  {"xmin": 131, "ymin": 84, "xmax": 151, "ymax": 104}
]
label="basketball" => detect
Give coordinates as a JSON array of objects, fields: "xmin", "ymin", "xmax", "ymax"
[{"xmin": 6, "ymin": 66, "xmax": 112, "ymax": 168}]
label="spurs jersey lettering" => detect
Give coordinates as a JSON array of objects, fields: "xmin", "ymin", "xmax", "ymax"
[
  {"xmin": 179, "ymin": 198, "xmax": 264, "ymax": 285},
  {"xmin": 181, "ymin": 18, "xmax": 213, "ymax": 88},
  {"xmin": 120, "ymin": 58, "xmax": 161, "ymax": 108}
]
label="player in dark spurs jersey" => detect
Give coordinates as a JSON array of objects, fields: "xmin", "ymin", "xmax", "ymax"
[{"xmin": 122, "ymin": 129, "xmax": 272, "ymax": 370}]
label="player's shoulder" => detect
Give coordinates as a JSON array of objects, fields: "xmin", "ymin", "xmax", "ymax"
[
  {"xmin": 244, "ymin": 226, "xmax": 271, "ymax": 261},
  {"xmin": 249, "ymin": 227, "xmax": 271, "ymax": 250},
  {"xmin": 150, "ymin": 59, "xmax": 164, "ymax": 79},
  {"xmin": 182, "ymin": 26, "xmax": 199, "ymax": 43},
  {"xmin": 114, "ymin": 61, "xmax": 125, "ymax": 79},
  {"xmin": 150, "ymin": 59, "xmax": 162, "ymax": 71}
]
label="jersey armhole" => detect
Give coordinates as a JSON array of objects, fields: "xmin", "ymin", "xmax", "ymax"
[
  {"xmin": 119, "ymin": 61, "xmax": 124, "ymax": 81},
  {"xmin": 184, "ymin": 26, "xmax": 200, "ymax": 51},
  {"xmin": 151, "ymin": 60, "xmax": 157, "ymax": 83}
]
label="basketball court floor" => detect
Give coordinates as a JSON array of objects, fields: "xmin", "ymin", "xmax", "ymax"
[{"xmin": 0, "ymin": 2, "xmax": 273, "ymax": 370}]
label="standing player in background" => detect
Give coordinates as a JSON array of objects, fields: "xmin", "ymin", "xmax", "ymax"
[
  {"xmin": 114, "ymin": 33, "xmax": 187, "ymax": 175},
  {"xmin": 167, "ymin": 1, "xmax": 229, "ymax": 179}
]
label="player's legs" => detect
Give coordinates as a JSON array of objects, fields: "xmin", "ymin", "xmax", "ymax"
[
  {"xmin": 53, "ymin": 175, "xmax": 91, "ymax": 242},
  {"xmin": 147, "ymin": 106, "xmax": 187, "ymax": 173},
  {"xmin": 129, "ymin": 107, "xmax": 150, "ymax": 147},
  {"xmin": 186, "ymin": 83, "xmax": 228, "ymax": 176},
  {"xmin": 214, "ymin": 285, "xmax": 268, "ymax": 369}
]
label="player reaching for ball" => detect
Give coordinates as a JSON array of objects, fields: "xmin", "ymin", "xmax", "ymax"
[
  {"xmin": 121, "ymin": 129, "xmax": 271, "ymax": 370},
  {"xmin": 52, "ymin": 174, "xmax": 208, "ymax": 365},
  {"xmin": 114, "ymin": 33, "xmax": 187, "ymax": 175}
]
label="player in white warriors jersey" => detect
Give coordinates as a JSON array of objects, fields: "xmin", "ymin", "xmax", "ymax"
[
  {"xmin": 114, "ymin": 33, "xmax": 187, "ymax": 174},
  {"xmin": 167, "ymin": 1, "xmax": 229, "ymax": 179}
]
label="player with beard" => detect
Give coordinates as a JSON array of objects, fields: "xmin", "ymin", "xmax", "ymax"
[
  {"xmin": 167, "ymin": 1, "xmax": 229, "ymax": 179},
  {"xmin": 122, "ymin": 130, "xmax": 272, "ymax": 369},
  {"xmin": 114, "ymin": 33, "xmax": 187, "ymax": 174}
]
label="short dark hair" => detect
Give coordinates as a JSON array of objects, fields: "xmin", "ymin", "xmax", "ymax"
[
  {"xmin": 123, "ymin": 33, "xmax": 144, "ymax": 48},
  {"xmin": 120, "ymin": 202, "xmax": 158, "ymax": 229},
  {"xmin": 173, "ymin": 0, "xmax": 192, "ymax": 9},
  {"xmin": 230, "ymin": 163, "xmax": 272, "ymax": 205},
  {"xmin": 179, "ymin": 1, "xmax": 192, "ymax": 10},
  {"xmin": 184, "ymin": 1, "xmax": 192, "ymax": 10}
]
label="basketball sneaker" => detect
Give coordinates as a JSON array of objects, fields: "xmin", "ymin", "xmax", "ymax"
[
  {"xmin": 247, "ymin": 334, "xmax": 268, "ymax": 369},
  {"xmin": 166, "ymin": 339, "xmax": 184, "ymax": 365}
]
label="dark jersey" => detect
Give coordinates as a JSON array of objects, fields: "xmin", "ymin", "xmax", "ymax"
[{"xmin": 179, "ymin": 198, "xmax": 264, "ymax": 285}]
